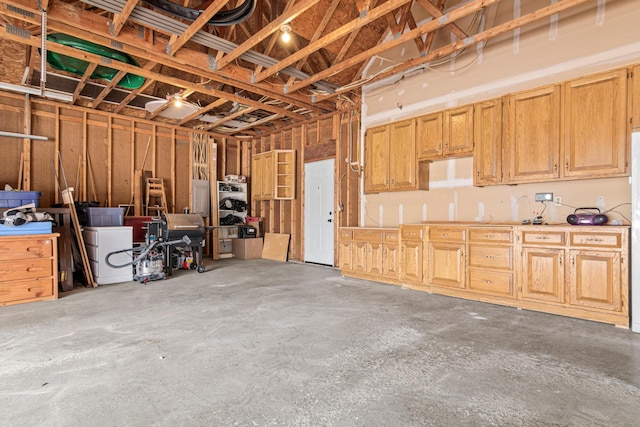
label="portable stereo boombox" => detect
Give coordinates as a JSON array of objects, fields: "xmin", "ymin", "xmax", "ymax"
[{"xmin": 566, "ymin": 208, "xmax": 608, "ymax": 226}]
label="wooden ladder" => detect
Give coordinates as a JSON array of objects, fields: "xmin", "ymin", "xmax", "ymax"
[{"xmin": 145, "ymin": 178, "xmax": 168, "ymax": 216}]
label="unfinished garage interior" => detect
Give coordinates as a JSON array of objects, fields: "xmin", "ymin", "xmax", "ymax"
[{"xmin": 1, "ymin": 0, "xmax": 640, "ymax": 425}]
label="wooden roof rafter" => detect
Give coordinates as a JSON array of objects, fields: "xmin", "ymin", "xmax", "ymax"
[
  {"xmin": 214, "ymin": 0, "xmax": 322, "ymax": 71},
  {"xmin": 71, "ymin": 62, "xmax": 98, "ymax": 103},
  {"xmin": 113, "ymin": 60, "xmax": 158, "ymax": 113},
  {"xmin": 288, "ymin": 0, "xmax": 502, "ymax": 94},
  {"xmin": 416, "ymin": 0, "xmax": 468, "ymax": 41},
  {"xmin": 316, "ymin": 0, "xmax": 591, "ymax": 101},
  {"xmin": 166, "ymin": 0, "xmax": 228, "ymax": 55},
  {"xmin": 109, "ymin": 0, "xmax": 139, "ymax": 36},
  {"xmin": 177, "ymin": 97, "xmax": 228, "ymax": 126},
  {"xmin": 253, "ymin": 0, "xmax": 297, "ymax": 75},
  {"xmin": 253, "ymin": 0, "xmax": 414, "ymax": 84},
  {"xmin": 199, "ymin": 105, "xmax": 257, "ymax": 130}
]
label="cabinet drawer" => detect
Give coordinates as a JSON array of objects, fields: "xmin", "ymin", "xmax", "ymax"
[
  {"xmin": 401, "ymin": 225, "xmax": 426, "ymax": 241},
  {"xmin": 353, "ymin": 229, "xmax": 383, "ymax": 242},
  {"xmin": 0, "ymin": 277, "xmax": 54, "ymax": 304},
  {"xmin": 383, "ymin": 231, "xmax": 399, "ymax": 243},
  {"xmin": 0, "ymin": 259, "xmax": 53, "ymax": 282},
  {"xmin": 468, "ymin": 245, "xmax": 512, "ymax": 270},
  {"xmin": 521, "ymin": 231, "xmax": 565, "ymax": 246},
  {"xmin": 569, "ymin": 232, "xmax": 621, "ymax": 249},
  {"xmin": 339, "ymin": 229, "xmax": 353, "ymax": 240},
  {"xmin": 429, "ymin": 227, "xmax": 466, "ymax": 242},
  {"xmin": 468, "ymin": 227, "xmax": 513, "ymax": 243},
  {"xmin": 0, "ymin": 238, "xmax": 53, "ymax": 260},
  {"xmin": 468, "ymin": 269, "xmax": 513, "ymax": 297}
]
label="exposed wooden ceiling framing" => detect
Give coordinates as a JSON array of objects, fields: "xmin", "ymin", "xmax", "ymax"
[{"xmin": 0, "ymin": 0, "xmax": 593, "ymax": 136}]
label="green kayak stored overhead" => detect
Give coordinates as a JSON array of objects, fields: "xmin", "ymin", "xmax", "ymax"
[{"xmin": 45, "ymin": 33, "xmax": 145, "ymax": 90}]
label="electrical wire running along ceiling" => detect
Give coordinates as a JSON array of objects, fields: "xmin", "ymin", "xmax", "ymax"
[{"xmin": 0, "ymin": 0, "xmax": 596, "ymax": 136}]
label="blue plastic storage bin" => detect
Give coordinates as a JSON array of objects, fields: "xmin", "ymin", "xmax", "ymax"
[
  {"xmin": 0, "ymin": 191, "xmax": 42, "ymax": 208},
  {"xmin": 0, "ymin": 221, "xmax": 52, "ymax": 236}
]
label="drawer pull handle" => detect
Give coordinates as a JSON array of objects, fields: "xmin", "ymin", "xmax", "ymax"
[
  {"xmin": 26, "ymin": 247, "xmax": 42, "ymax": 252},
  {"xmin": 27, "ymin": 267, "xmax": 45, "ymax": 273},
  {"xmin": 483, "ymin": 280, "xmax": 494, "ymax": 284},
  {"xmin": 586, "ymin": 238, "xmax": 604, "ymax": 243},
  {"xmin": 442, "ymin": 233, "xmax": 449, "ymax": 237},
  {"xmin": 535, "ymin": 236, "xmax": 549, "ymax": 240},
  {"xmin": 485, "ymin": 235, "xmax": 494, "ymax": 238},
  {"xmin": 485, "ymin": 255, "xmax": 494, "ymax": 259}
]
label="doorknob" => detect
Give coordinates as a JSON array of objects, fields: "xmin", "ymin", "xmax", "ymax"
[{"xmin": 328, "ymin": 219, "xmax": 332, "ymax": 222}]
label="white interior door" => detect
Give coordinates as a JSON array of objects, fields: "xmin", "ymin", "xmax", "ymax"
[{"xmin": 304, "ymin": 159, "xmax": 335, "ymax": 265}]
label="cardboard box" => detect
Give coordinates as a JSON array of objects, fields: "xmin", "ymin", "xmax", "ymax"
[{"xmin": 232, "ymin": 237, "xmax": 263, "ymax": 259}]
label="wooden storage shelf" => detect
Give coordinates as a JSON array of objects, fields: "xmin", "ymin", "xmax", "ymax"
[{"xmin": 252, "ymin": 149, "xmax": 296, "ymax": 200}]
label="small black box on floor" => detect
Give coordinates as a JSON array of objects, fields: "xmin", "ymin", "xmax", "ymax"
[{"xmin": 237, "ymin": 225, "xmax": 256, "ymax": 238}]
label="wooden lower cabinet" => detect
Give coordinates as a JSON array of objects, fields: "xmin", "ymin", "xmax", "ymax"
[
  {"xmin": 400, "ymin": 225, "xmax": 428, "ymax": 287},
  {"xmin": 339, "ymin": 225, "xmax": 629, "ymax": 327}
]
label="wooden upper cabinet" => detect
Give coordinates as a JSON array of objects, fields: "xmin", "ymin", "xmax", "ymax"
[
  {"xmin": 389, "ymin": 119, "xmax": 417, "ymax": 190},
  {"xmin": 505, "ymin": 85, "xmax": 561, "ymax": 184},
  {"xmin": 251, "ymin": 150, "xmax": 294, "ymax": 200},
  {"xmin": 563, "ymin": 69, "xmax": 628, "ymax": 178},
  {"xmin": 416, "ymin": 106, "xmax": 473, "ymax": 160},
  {"xmin": 444, "ymin": 105, "xmax": 474, "ymax": 156},
  {"xmin": 364, "ymin": 120, "xmax": 426, "ymax": 193},
  {"xmin": 416, "ymin": 112, "xmax": 443, "ymax": 159},
  {"xmin": 364, "ymin": 125, "xmax": 390, "ymax": 193},
  {"xmin": 473, "ymin": 99, "xmax": 503, "ymax": 186}
]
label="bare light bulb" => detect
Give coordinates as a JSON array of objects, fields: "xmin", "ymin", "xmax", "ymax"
[
  {"xmin": 281, "ymin": 23, "xmax": 292, "ymax": 43},
  {"xmin": 174, "ymin": 97, "xmax": 182, "ymax": 107}
]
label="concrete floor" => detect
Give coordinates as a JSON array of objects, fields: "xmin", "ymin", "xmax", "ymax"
[{"xmin": 1, "ymin": 259, "xmax": 640, "ymax": 426}]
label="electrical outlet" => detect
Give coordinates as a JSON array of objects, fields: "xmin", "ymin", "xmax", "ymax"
[
  {"xmin": 554, "ymin": 196, "xmax": 562, "ymax": 206},
  {"xmin": 534, "ymin": 192, "xmax": 553, "ymax": 202}
]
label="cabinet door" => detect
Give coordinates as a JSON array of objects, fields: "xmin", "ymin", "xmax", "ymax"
[
  {"xmin": 568, "ymin": 250, "xmax": 621, "ymax": 312},
  {"xmin": 401, "ymin": 241, "xmax": 424, "ymax": 284},
  {"xmin": 633, "ymin": 65, "xmax": 640, "ymax": 131},
  {"xmin": 389, "ymin": 119, "xmax": 416, "ymax": 190},
  {"xmin": 383, "ymin": 243, "xmax": 400, "ymax": 278},
  {"xmin": 520, "ymin": 247, "xmax": 564, "ymax": 303},
  {"xmin": 367, "ymin": 242, "xmax": 384, "ymax": 275},
  {"xmin": 262, "ymin": 152, "xmax": 275, "ymax": 199},
  {"xmin": 473, "ymin": 99, "xmax": 503, "ymax": 185},
  {"xmin": 364, "ymin": 126, "xmax": 390, "ymax": 193},
  {"xmin": 428, "ymin": 242, "xmax": 466, "ymax": 289},
  {"xmin": 352, "ymin": 241, "xmax": 367, "ymax": 272},
  {"xmin": 506, "ymin": 85, "xmax": 561, "ymax": 183},
  {"xmin": 251, "ymin": 155, "xmax": 263, "ymax": 200},
  {"xmin": 338, "ymin": 239, "xmax": 352, "ymax": 271},
  {"xmin": 563, "ymin": 69, "xmax": 628, "ymax": 178},
  {"xmin": 444, "ymin": 105, "xmax": 473, "ymax": 156},
  {"xmin": 416, "ymin": 112, "xmax": 443, "ymax": 159}
]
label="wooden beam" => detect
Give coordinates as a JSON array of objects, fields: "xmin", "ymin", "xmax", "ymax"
[
  {"xmin": 113, "ymin": 61, "xmax": 158, "ymax": 113},
  {"xmin": 254, "ymin": 0, "xmax": 297, "ymax": 75},
  {"xmin": 177, "ymin": 98, "xmax": 227, "ymax": 126},
  {"xmin": 72, "ymin": 62, "xmax": 97, "ymax": 104},
  {"xmin": 416, "ymin": 0, "xmax": 468, "ymax": 40},
  {"xmin": 215, "ymin": 0, "xmax": 322, "ymax": 70},
  {"xmin": 318, "ymin": 0, "xmax": 591, "ymax": 100},
  {"xmin": 288, "ymin": 0, "xmax": 502, "ymax": 94},
  {"xmin": 90, "ymin": 69, "xmax": 128, "ymax": 108},
  {"xmin": 200, "ymin": 106, "xmax": 257, "ymax": 131},
  {"xmin": 110, "ymin": 0, "xmax": 140, "ymax": 36},
  {"xmin": 254, "ymin": 0, "xmax": 413, "ymax": 83},
  {"xmin": 166, "ymin": 0, "xmax": 228, "ymax": 55}
]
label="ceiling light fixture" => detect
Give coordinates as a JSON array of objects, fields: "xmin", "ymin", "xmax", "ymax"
[
  {"xmin": 280, "ymin": 23, "xmax": 292, "ymax": 43},
  {"xmin": 174, "ymin": 96, "xmax": 183, "ymax": 107}
]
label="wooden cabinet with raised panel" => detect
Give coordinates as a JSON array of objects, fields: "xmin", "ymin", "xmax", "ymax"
[
  {"xmin": 428, "ymin": 226, "xmax": 466, "ymax": 290},
  {"xmin": 365, "ymin": 121, "xmax": 428, "ymax": 193},
  {"xmin": 252, "ymin": 150, "xmax": 295, "ymax": 200},
  {"xmin": 416, "ymin": 106, "xmax": 473, "ymax": 161},
  {"xmin": 467, "ymin": 226, "xmax": 514, "ymax": 300},
  {"xmin": 516, "ymin": 226, "xmax": 629, "ymax": 327},
  {"xmin": 339, "ymin": 227, "xmax": 400, "ymax": 285},
  {"xmin": 562, "ymin": 69, "xmax": 628, "ymax": 178},
  {"xmin": 400, "ymin": 225, "xmax": 427, "ymax": 286},
  {"xmin": 505, "ymin": 85, "xmax": 561, "ymax": 183},
  {"xmin": 473, "ymin": 99, "xmax": 504, "ymax": 186},
  {"xmin": 0, "ymin": 234, "xmax": 59, "ymax": 306}
]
